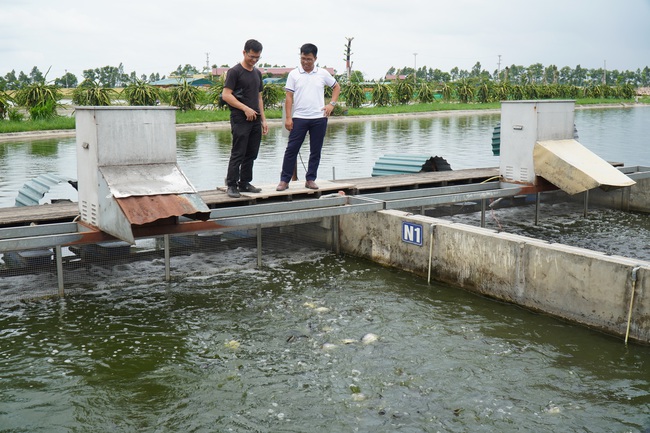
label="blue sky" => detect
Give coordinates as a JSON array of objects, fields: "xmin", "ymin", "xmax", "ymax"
[{"xmin": 1, "ymin": 0, "xmax": 649, "ymax": 81}]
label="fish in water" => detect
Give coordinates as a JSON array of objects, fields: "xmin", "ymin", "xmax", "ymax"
[{"xmin": 361, "ymin": 333, "xmax": 378, "ymax": 344}]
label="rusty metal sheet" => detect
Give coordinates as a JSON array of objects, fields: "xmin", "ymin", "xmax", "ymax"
[
  {"xmin": 99, "ymin": 163, "xmax": 196, "ymax": 198},
  {"xmin": 116, "ymin": 193, "xmax": 210, "ymax": 226}
]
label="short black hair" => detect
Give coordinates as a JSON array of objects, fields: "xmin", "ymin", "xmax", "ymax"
[
  {"xmin": 300, "ymin": 43, "xmax": 318, "ymax": 57},
  {"xmin": 244, "ymin": 39, "xmax": 263, "ymax": 53}
]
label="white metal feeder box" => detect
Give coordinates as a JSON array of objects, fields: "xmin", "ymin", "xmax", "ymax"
[
  {"xmin": 75, "ymin": 106, "xmax": 210, "ymax": 244},
  {"xmin": 499, "ymin": 100, "xmax": 634, "ymax": 194}
]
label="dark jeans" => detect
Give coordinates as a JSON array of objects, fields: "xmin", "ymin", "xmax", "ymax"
[
  {"xmin": 280, "ymin": 117, "xmax": 328, "ymax": 183},
  {"xmin": 226, "ymin": 120, "xmax": 262, "ymax": 187}
]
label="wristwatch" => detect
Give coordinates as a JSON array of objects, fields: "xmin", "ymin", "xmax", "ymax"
[{"xmin": 330, "ymin": 101, "xmax": 337, "ymax": 106}]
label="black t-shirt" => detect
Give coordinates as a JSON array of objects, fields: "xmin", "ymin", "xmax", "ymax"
[{"xmin": 224, "ymin": 63, "xmax": 263, "ymax": 122}]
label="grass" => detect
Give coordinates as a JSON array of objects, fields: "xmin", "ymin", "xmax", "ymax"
[
  {"xmin": 1, "ymin": 97, "xmax": 646, "ymax": 135},
  {"xmin": 0, "ymin": 116, "xmax": 75, "ymax": 133}
]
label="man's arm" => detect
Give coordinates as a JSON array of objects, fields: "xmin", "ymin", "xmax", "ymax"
[
  {"xmin": 284, "ymin": 90, "xmax": 294, "ymax": 131},
  {"xmin": 323, "ymin": 82, "xmax": 341, "ymax": 117},
  {"xmin": 222, "ymin": 87, "xmax": 259, "ymax": 121},
  {"xmin": 258, "ymin": 92, "xmax": 268, "ymax": 135}
]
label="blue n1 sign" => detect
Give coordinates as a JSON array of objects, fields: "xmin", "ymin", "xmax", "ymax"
[{"xmin": 402, "ymin": 221, "xmax": 423, "ymax": 246}]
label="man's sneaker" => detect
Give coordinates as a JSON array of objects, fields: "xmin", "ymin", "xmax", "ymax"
[
  {"xmin": 227, "ymin": 186, "xmax": 241, "ymax": 198},
  {"xmin": 305, "ymin": 180, "xmax": 319, "ymax": 190},
  {"xmin": 276, "ymin": 181, "xmax": 289, "ymax": 191},
  {"xmin": 239, "ymin": 183, "xmax": 262, "ymax": 193}
]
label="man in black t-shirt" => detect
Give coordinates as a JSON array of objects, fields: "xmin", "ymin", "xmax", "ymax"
[{"xmin": 221, "ymin": 39, "xmax": 268, "ymax": 198}]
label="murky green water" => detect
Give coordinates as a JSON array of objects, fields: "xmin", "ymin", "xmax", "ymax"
[{"xmin": 2, "ymin": 250, "xmax": 650, "ymax": 432}]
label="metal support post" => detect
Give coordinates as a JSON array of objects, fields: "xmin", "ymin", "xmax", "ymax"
[
  {"xmin": 333, "ymin": 216, "xmax": 340, "ymax": 255},
  {"xmin": 535, "ymin": 193, "xmax": 541, "ymax": 226},
  {"xmin": 480, "ymin": 199, "xmax": 486, "ymax": 228},
  {"xmin": 164, "ymin": 235, "xmax": 171, "ymax": 281},
  {"xmin": 55, "ymin": 245, "xmax": 64, "ymax": 297},
  {"xmin": 257, "ymin": 225, "xmax": 262, "ymax": 268}
]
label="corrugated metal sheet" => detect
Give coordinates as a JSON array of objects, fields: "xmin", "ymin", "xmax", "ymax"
[
  {"xmin": 372, "ymin": 154, "xmax": 452, "ymax": 176},
  {"xmin": 116, "ymin": 193, "xmax": 210, "ymax": 226},
  {"xmin": 15, "ymin": 174, "xmax": 71, "ymax": 207}
]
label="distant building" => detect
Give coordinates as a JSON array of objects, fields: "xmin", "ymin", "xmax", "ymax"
[
  {"xmin": 384, "ymin": 74, "xmax": 408, "ymax": 81},
  {"xmin": 212, "ymin": 66, "xmax": 336, "ymax": 79},
  {"xmin": 151, "ymin": 75, "xmax": 213, "ymax": 88}
]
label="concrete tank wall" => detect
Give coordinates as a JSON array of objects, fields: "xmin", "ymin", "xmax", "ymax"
[
  {"xmin": 338, "ymin": 210, "xmax": 650, "ymax": 344},
  {"xmin": 573, "ymin": 176, "xmax": 650, "ymax": 212}
]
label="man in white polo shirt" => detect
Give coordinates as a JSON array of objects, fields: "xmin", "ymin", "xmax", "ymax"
[{"xmin": 276, "ymin": 43, "xmax": 341, "ymax": 191}]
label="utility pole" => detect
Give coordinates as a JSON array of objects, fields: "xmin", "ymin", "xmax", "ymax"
[
  {"xmin": 413, "ymin": 53, "xmax": 418, "ymax": 86},
  {"xmin": 205, "ymin": 52, "xmax": 210, "ymax": 76},
  {"xmin": 497, "ymin": 54, "xmax": 502, "ymax": 79},
  {"xmin": 603, "ymin": 60, "xmax": 607, "ymax": 85},
  {"xmin": 344, "ymin": 37, "xmax": 354, "ymax": 81}
]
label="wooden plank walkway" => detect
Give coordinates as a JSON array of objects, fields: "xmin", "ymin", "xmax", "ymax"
[{"xmin": 0, "ymin": 168, "xmax": 498, "ymax": 228}]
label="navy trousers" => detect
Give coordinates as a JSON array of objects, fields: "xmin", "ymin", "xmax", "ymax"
[{"xmin": 280, "ymin": 117, "xmax": 328, "ymax": 183}]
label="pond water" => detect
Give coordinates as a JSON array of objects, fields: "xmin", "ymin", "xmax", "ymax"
[
  {"xmin": 1, "ymin": 105, "xmax": 647, "ymax": 208},
  {"xmin": 1, "ymin": 106, "xmax": 650, "ymax": 432},
  {"xmin": 2, "ymin": 249, "xmax": 650, "ymax": 432}
]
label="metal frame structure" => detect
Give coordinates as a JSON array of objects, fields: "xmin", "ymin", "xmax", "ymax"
[{"xmin": 2, "ymin": 166, "xmax": 650, "ymax": 295}]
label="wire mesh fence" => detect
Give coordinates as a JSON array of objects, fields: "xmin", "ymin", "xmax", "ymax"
[{"xmin": 0, "ymin": 220, "xmax": 337, "ymax": 302}]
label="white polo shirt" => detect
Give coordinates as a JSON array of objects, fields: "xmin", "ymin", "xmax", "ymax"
[{"xmin": 285, "ymin": 66, "xmax": 337, "ymax": 119}]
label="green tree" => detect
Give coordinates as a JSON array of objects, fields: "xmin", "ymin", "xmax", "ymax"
[
  {"xmin": 343, "ymin": 82, "xmax": 365, "ymax": 108},
  {"xmin": 170, "ymin": 79, "xmax": 200, "ymax": 111},
  {"xmin": 349, "ymin": 70, "xmax": 364, "ymax": 83},
  {"xmin": 3, "ymin": 70, "xmax": 18, "ymax": 90},
  {"xmin": 439, "ymin": 82, "xmax": 453, "ymax": 101},
  {"xmin": 123, "ymin": 79, "xmax": 160, "ymax": 106},
  {"xmin": 18, "ymin": 71, "xmax": 31, "ymax": 87},
  {"xmin": 527, "ymin": 63, "xmax": 544, "ymax": 84},
  {"xmin": 29, "ymin": 66, "xmax": 44, "ymax": 84},
  {"xmin": 417, "ymin": 81, "xmax": 435, "ymax": 103},
  {"xmin": 392, "ymin": 77, "xmax": 414, "ymax": 104},
  {"xmin": 14, "ymin": 82, "xmax": 62, "ymax": 119},
  {"xmin": 455, "ymin": 79, "xmax": 474, "ymax": 103},
  {"xmin": 371, "ymin": 82, "xmax": 391, "ymax": 107},
  {"xmin": 207, "ymin": 77, "xmax": 225, "ymax": 108},
  {"xmin": 262, "ymin": 83, "xmax": 285, "ymax": 109},
  {"xmin": 54, "ymin": 72, "xmax": 78, "ymax": 88},
  {"xmin": 173, "ymin": 64, "xmax": 200, "ymax": 77},
  {"xmin": 475, "ymin": 81, "xmax": 492, "ymax": 103},
  {"xmin": 72, "ymin": 79, "xmax": 114, "ymax": 106},
  {"xmin": 0, "ymin": 90, "xmax": 12, "ymax": 119}
]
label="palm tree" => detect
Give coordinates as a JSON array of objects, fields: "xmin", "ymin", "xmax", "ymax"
[
  {"xmin": 417, "ymin": 82, "xmax": 435, "ymax": 103},
  {"xmin": 72, "ymin": 80, "xmax": 114, "ymax": 106},
  {"xmin": 14, "ymin": 82, "xmax": 62, "ymax": 120},
  {"xmin": 439, "ymin": 82, "xmax": 453, "ymax": 102},
  {"xmin": 170, "ymin": 79, "xmax": 200, "ymax": 111},
  {"xmin": 123, "ymin": 79, "xmax": 160, "ymax": 106},
  {"xmin": 455, "ymin": 79, "xmax": 474, "ymax": 103},
  {"xmin": 343, "ymin": 82, "xmax": 365, "ymax": 108},
  {"xmin": 262, "ymin": 83, "xmax": 285, "ymax": 109},
  {"xmin": 0, "ymin": 90, "xmax": 12, "ymax": 119},
  {"xmin": 392, "ymin": 77, "xmax": 414, "ymax": 104},
  {"xmin": 371, "ymin": 82, "xmax": 391, "ymax": 107}
]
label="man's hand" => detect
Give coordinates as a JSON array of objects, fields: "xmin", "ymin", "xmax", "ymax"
[
  {"xmin": 323, "ymin": 103, "xmax": 335, "ymax": 117},
  {"xmin": 243, "ymin": 106, "xmax": 259, "ymax": 121}
]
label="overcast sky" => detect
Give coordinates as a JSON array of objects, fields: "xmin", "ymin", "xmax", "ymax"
[{"xmin": 2, "ymin": 0, "xmax": 649, "ymax": 82}]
